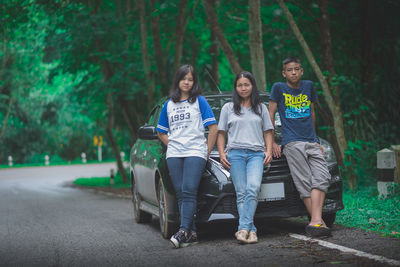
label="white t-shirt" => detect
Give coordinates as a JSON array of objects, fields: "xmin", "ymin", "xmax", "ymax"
[{"xmin": 156, "ymin": 95, "xmax": 216, "ymax": 159}]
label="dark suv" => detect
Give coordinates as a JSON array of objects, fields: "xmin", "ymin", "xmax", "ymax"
[{"xmin": 130, "ymin": 92, "xmax": 344, "ymax": 238}]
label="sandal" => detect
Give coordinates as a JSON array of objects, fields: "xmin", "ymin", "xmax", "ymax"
[
  {"xmin": 235, "ymin": 229, "xmax": 249, "ymax": 244},
  {"xmin": 305, "ymin": 224, "xmax": 331, "ymax": 237}
]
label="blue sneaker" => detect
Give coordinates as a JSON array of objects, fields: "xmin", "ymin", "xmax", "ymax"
[
  {"xmin": 170, "ymin": 229, "xmax": 188, "ymax": 248},
  {"xmin": 180, "ymin": 231, "xmax": 199, "ymax": 248}
]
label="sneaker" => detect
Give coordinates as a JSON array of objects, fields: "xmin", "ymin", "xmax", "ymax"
[
  {"xmin": 180, "ymin": 231, "xmax": 199, "ymax": 248},
  {"xmin": 235, "ymin": 229, "xmax": 249, "ymax": 244},
  {"xmin": 305, "ymin": 224, "xmax": 331, "ymax": 237},
  {"xmin": 170, "ymin": 229, "xmax": 188, "ymax": 248},
  {"xmin": 247, "ymin": 231, "xmax": 258, "ymax": 244}
]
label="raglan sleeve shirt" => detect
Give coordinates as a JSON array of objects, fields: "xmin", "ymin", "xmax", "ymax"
[
  {"xmin": 156, "ymin": 100, "xmax": 170, "ymax": 134},
  {"xmin": 198, "ymin": 95, "xmax": 217, "ymax": 127}
]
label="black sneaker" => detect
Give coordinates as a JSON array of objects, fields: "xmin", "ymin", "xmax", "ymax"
[
  {"xmin": 180, "ymin": 231, "xmax": 199, "ymax": 248},
  {"xmin": 170, "ymin": 229, "xmax": 188, "ymax": 248}
]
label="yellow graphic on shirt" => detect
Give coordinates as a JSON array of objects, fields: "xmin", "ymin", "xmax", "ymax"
[{"xmin": 283, "ymin": 93, "xmax": 311, "ymax": 119}]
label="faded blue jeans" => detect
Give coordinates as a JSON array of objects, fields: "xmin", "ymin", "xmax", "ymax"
[
  {"xmin": 227, "ymin": 149, "xmax": 264, "ymax": 233},
  {"xmin": 167, "ymin": 156, "xmax": 206, "ymax": 233}
]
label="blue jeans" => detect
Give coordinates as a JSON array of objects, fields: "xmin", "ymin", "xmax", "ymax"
[
  {"xmin": 227, "ymin": 149, "xmax": 264, "ymax": 233},
  {"xmin": 166, "ymin": 157, "xmax": 206, "ymax": 233}
]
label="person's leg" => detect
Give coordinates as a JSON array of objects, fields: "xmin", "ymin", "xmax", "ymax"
[
  {"xmin": 242, "ymin": 151, "xmax": 264, "ymax": 233},
  {"xmin": 180, "ymin": 156, "xmax": 206, "ymax": 233},
  {"xmin": 306, "ymin": 143, "xmax": 330, "ymax": 226},
  {"xmin": 227, "ymin": 149, "xmax": 248, "ymax": 232},
  {"xmin": 166, "ymin": 157, "xmax": 184, "ymax": 222}
]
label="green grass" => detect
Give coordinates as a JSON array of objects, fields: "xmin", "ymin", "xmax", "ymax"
[
  {"xmin": 0, "ymin": 159, "xmax": 116, "ymax": 169},
  {"xmin": 336, "ymin": 184, "xmax": 400, "ymax": 238},
  {"xmin": 73, "ymin": 172, "xmax": 131, "ymax": 189}
]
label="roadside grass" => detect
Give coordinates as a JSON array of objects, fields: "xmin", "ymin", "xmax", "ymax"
[
  {"xmin": 336, "ymin": 184, "xmax": 400, "ymax": 238},
  {"xmin": 0, "ymin": 159, "xmax": 115, "ymax": 169},
  {"xmin": 73, "ymin": 172, "xmax": 130, "ymax": 189}
]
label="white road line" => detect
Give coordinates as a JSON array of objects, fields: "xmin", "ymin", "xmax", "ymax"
[{"xmin": 289, "ymin": 233, "xmax": 400, "ymax": 266}]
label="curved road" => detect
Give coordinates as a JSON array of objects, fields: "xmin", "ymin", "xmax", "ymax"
[{"xmin": 0, "ymin": 164, "xmax": 399, "ymax": 267}]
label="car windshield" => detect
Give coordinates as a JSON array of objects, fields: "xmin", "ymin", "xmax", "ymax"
[{"xmin": 205, "ymin": 93, "xmax": 282, "ymax": 142}]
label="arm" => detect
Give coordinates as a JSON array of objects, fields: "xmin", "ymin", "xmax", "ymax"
[
  {"xmin": 157, "ymin": 132, "xmax": 169, "ymax": 146},
  {"xmin": 207, "ymin": 124, "xmax": 218, "ymax": 157},
  {"xmin": 268, "ymin": 100, "xmax": 281, "ymax": 157},
  {"xmin": 263, "ymin": 129, "xmax": 273, "ymax": 165},
  {"xmin": 217, "ymin": 130, "xmax": 230, "ymax": 169},
  {"xmin": 311, "ymin": 103, "xmax": 324, "ymax": 154}
]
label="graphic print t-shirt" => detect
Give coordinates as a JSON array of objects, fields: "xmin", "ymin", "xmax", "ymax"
[
  {"xmin": 156, "ymin": 95, "xmax": 216, "ymax": 159},
  {"xmin": 269, "ymin": 80, "xmax": 319, "ymax": 146}
]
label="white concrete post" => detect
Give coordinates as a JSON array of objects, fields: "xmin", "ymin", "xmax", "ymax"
[
  {"xmin": 44, "ymin": 155, "xmax": 50, "ymax": 166},
  {"xmin": 120, "ymin": 151, "xmax": 125, "ymax": 162},
  {"xmin": 8, "ymin": 156, "xmax": 13, "ymax": 167},
  {"xmin": 98, "ymin": 146, "xmax": 102, "ymax": 162},
  {"xmin": 377, "ymin": 148, "xmax": 396, "ymax": 198},
  {"xmin": 81, "ymin": 152, "xmax": 87, "ymax": 163}
]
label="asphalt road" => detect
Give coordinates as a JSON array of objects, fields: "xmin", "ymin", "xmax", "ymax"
[{"xmin": 0, "ymin": 164, "xmax": 399, "ymax": 267}]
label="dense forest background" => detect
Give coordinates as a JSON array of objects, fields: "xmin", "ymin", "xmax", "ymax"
[{"xmin": 1, "ymin": 0, "xmax": 399, "ymax": 188}]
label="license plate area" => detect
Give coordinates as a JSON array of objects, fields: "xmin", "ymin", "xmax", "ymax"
[{"xmin": 258, "ymin": 182, "xmax": 285, "ymax": 201}]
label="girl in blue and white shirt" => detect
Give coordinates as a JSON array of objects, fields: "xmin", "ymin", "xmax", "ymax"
[{"xmin": 156, "ymin": 64, "xmax": 218, "ymax": 248}]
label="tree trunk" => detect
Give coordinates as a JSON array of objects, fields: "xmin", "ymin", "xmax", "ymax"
[
  {"xmin": 360, "ymin": 0, "xmax": 374, "ymax": 93},
  {"xmin": 277, "ymin": 0, "xmax": 354, "ymax": 189},
  {"xmin": 137, "ymin": 0, "xmax": 156, "ymax": 106},
  {"xmin": 118, "ymin": 98, "xmax": 137, "ymax": 142},
  {"xmin": 150, "ymin": 0, "xmax": 168, "ymax": 95},
  {"xmin": 172, "ymin": 0, "xmax": 189, "ymax": 75},
  {"xmin": 248, "ymin": 0, "xmax": 267, "ymax": 91},
  {"xmin": 202, "ymin": 0, "xmax": 242, "ymax": 74},
  {"xmin": 0, "ymin": 96, "xmax": 13, "ymax": 141},
  {"xmin": 89, "ymin": 0, "xmax": 128, "ymax": 184},
  {"xmin": 318, "ymin": 0, "xmax": 343, "ymax": 165},
  {"xmin": 105, "ymin": 92, "xmax": 128, "ymax": 184},
  {"xmin": 210, "ymin": 30, "xmax": 220, "ymax": 86}
]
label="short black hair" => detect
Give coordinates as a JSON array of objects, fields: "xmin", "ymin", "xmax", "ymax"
[
  {"xmin": 170, "ymin": 64, "xmax": 201, "ymax": 103},
  {"xmin": 282, "ymin": 56, "xmax": 302, "ymax": 69}
]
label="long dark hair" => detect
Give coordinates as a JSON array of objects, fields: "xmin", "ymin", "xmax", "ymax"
[
  {"xmin": 170, "ymin": 64, "xmax": 201, "ymax": 103},
  {"xmin": 232, "ymin": 71, "xmax": 262, "ymax": 116}
]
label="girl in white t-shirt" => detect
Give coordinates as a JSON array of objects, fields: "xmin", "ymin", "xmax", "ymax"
[{"xmin": 157, "ymin": 64, "xmax": 218, "ymax": 248}]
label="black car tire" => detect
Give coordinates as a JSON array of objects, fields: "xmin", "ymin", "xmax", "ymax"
[
  {"xmin": 158, "ymin": 179, "xmax": 177, "ymax": 239},
  {"xmin": 131, "ymin": 176, "xmax": 152, "ymax": 223},
  {"xmin": 322, "ymin": 213, "xmax": 336, "ymax": 228}
]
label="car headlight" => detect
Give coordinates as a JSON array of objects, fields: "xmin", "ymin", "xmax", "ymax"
[{"xmin": 320, "ymin": 138, "xmax": 336, "ymax": 163}]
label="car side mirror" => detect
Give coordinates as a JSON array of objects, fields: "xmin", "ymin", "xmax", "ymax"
[{"xmin": 138, "ymin": 125, "xmax": 158, "ymax": 140}]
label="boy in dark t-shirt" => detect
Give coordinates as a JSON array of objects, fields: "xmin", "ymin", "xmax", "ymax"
[{"xmin": 269, "ymin": 57, "xmax": 331, "ymax": 237}]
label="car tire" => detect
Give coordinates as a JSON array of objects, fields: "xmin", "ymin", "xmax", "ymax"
[
  {"xmin": 131, "ymin": 176, "xmax": 152, "ymax": 223},
  {"xmin": 158, "ymin": 179, "xmax": 177, "ymax": 239},
  {"xmin": 322, "ymin": 213, "xmax": 336, "ymax": 228}
]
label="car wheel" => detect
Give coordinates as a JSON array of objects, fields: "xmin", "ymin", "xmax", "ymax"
[
  {"xmin": 158, "ymin": 179, "xmax": 177, "ymax": 239},
  {"xmin": 322, "ymin": 213, "xmax": 336, "ymax": 228},
  {"xmin": 131, "ymin": 176, "xmax": 152, "ymax": 223}
]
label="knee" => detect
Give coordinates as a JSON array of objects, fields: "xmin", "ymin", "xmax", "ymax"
[
  {"xmin": 247, "ymin": 182, "xmax": 261, "ymax": 197},
  {"xmin": 235, "ymin": 190, "xmax": 246, "ymax": 203}
]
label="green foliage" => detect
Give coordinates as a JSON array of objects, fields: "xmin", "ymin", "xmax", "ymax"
[
  {"xmin": 337, "ymin": 185, "xmax": 400, "ymax": 238},
  {"xmin": 73, "ymin": 172, "xmax": 130, "ymax": 189}
]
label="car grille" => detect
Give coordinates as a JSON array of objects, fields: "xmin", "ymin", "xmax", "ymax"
[
  {"xmin": 213, "ymin": 193, "xmax": 304, "ymax": 216},
  {"xmin": 263, "ymin": 155, "xmax": 291, "ymax": 180}
]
